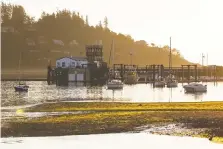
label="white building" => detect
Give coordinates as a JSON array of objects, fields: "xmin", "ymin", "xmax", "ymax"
[{"xmin": 56, "ymin": 57, "xmax": 88, "ymax": 68}]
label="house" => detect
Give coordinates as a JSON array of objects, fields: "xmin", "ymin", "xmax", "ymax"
[
  {"xmin": 1, "ymin": 26, "xmax": 15, "ymax": 33},
  {"xmin": 56, "ymin": 57, "xmax": 88, "ymax": 68}
]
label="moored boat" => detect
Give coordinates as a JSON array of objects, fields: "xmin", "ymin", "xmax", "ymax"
[
  {"xmin": 107, "ymin": 79, "xmax": 123, "ymax": 89},
  {"xmin": 183, "ymin": 83, "xmax": 207, "ymax": 92}
]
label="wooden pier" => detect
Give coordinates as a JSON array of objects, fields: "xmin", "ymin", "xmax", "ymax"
[{"xmin": 111, "ymin": 64, "xmax": 222, "ymax": 83}]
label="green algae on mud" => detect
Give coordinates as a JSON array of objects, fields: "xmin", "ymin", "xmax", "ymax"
[
  {"xmin": 2, "ymin": 102, "xmax": 223, "ymax": 144},
  {"xmin": 26, "ymin": 101, "xmax": 223, "ymax": 112},
  {"xmin": 2, "ymin": 110, "xmax": 223, "ymax": 143}
]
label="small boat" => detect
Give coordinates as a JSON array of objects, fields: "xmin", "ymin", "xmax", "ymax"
[
  {"xmin": 107, "ymin": 40, "xmax": 124, "ymax": 90},
  {"xmin": 166, "ymin": 80, "xmax": 178, "ymax": 88},
  {"xmin": 154, "ymin": 81, "xmax": 166, "ymax": 87},
  {"xmin": 124, "ymin": 71, "xmax": 139, "ymax": 84},
  {"xmin": 166, "ymin": 37, "xmax": 178, "ymax": 88},
  {"xmin": 14, "ymin": 52, "xmax": 29, "ymax": 92},
  {"xmin": 107, "ymin": 79, "xmax": 123, "ymax": 89},
  {"xmin": 183, "ymin": 83, "xmax": 207, "ymax": 93},
  {"xmin": 14, "ymin": 84, "xmax": 29, "ymax": 92}
]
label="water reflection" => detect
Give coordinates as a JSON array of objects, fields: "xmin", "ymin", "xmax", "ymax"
[{"xmin": 1, "ymin": 81, "xmax": 223, "ymax": 107}]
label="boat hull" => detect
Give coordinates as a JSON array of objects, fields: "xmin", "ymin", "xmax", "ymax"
[
  {"xmin": 184, "ymin": 87, "xmax": 207, "ymax": 93},
  {"xmin": 166, "ymin": 82, "xmax": 178, "ymax": 88},
  {"xmin": 154, "ymin": 82, "xmax": 165, "ymax": 87},
  {"xmin": 183, "ymin": 83, "xmax": 207, "ymax": 93},
  {"xmin": 14, "ymin": 86, "xmax": 29, "ymax": 92},
  {"xmin": 107, "ymin": 84, "xmax": 123, "ymax": 89}
]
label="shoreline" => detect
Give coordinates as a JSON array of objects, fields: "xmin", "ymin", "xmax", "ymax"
[
  {"xmin": 2, "ymin": 78, "xmax": 223, "ymax": 83},
  {"xmin": 1, "ymin": 102, "xmax": 223, "ymax": 143}
]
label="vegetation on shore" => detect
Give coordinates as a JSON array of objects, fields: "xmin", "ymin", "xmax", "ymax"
[
  {"xmin": 26, "ymin": 101, "xmax": 223, "ymax": 112},
  {"xmin": 2, "ymin": 102, "xmax": 223, "ymax": 144}
]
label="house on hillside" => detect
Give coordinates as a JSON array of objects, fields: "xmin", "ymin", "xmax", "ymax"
[
  {"xmin": 56, "ymin": 57, "xmax": 88, "ymax": 68},
  {"xmin": 1, "ymin": 26, "xmax": 15, "ymax": 33}
]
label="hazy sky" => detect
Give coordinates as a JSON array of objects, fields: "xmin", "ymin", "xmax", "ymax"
[{"xmin": 3, "ymin": 0, "xmax": 223, "ymax": 65}]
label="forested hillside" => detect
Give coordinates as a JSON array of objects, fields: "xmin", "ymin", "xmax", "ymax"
[{"xmin": 1, "ymin": 2, "xmax": 191, "ymax": 70}]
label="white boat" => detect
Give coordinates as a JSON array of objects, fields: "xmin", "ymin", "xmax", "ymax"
[
  {"xmin": 166, "ymin": 80, "xmax": 178, "ymax": 88},
  {"xmin": 107, "ymin": 79, "xmax": 123, "ymax": 89},
  {"xmin": 183, "ymin": 83, "xmax": 207, "ymax": 92},
  {"xmin": 154, "ymin": 81, "xmax": 166, "ymax": 87},
  {"xmin": 107, "ymin": 40, "xmax": 124, "ymax": 89},
  {"xmin": 166, "ymin": 37, "xmax": 178, "ymax": 88}
]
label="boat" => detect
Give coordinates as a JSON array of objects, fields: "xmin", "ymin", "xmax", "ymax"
[
  {"xmin": 166, "ymin": 79, "xmax": 178, "ymax": 88},
  {"xmin": 14, "ymin": 52, "xmax": 29, "ymax": 92},
  {"xmin": 166, "ymin": 37, "xmax": 178, "ymax": 88},
  {"xmin": 14, "ymin": 84, "xmax": 29, "ymax": 92},
  {"xmin": 124, "ymin": 70, "xmax": 139, "ymax": 84},
  {"xmin": 107, "ymin": 79, "xmax": 124, "ymax": 89},
  {"xmin": 154, "ymin": 80, "xmax": 166, "ymax": 87},
  {"xmin": 124, "ymin": 49, "xmax": 139, "ymax": 84},
  {"xmin": 106, "ymin": 40, "xmax": 124, "ymax": 89},
  {"xmin": 183, "ymin": 83, "xmax": 207, "ymax": 92}
]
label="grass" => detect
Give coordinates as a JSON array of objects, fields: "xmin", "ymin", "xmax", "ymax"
[
  {"xmin": 2, "ymin": 102, "xmax": 223, "ymax": 144},
  {"xmin": 26, "ymin": 101, "xmax": 223, "ymax": 112}
]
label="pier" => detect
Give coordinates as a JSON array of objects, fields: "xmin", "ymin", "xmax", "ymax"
[{"xmin": 111, "ymin": 64, "xmax": 222, "ymax": 83}]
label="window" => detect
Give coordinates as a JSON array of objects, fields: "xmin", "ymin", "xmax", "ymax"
[
  {"xmin": 57, "ymin": 62, "xmax": 60, "ymax": 67},
  {"xmin": 62, "ymin": 62, "xmax": 65, "ymax": 67},
  {"xmin": 72, "ymin": 62, "xmax": 75, "ymax": 66}
]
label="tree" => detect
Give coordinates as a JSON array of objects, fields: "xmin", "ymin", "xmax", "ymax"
[
  {"xmin": 1, "ymin": 2, "xmax": 13, "ymax": 25},
  {"xmin": 85, "ymin": 15, "xmax": 89, "ymax": 26},
  {"xmin": 151, "ymin": 43, "xmax": 156, "ymax": 47},
  {"xmin": 1, "ymin": 2, "xmax": 191, "ymax": 70},
  {"xmin": 98, "ymin": 20, "xmax": 102, "ymax": 28},
  {"xmin": 104, "ymin": 16, "xmax": 108, "ymax": 29},
  {"xmin": 11, "ymin": 5, "xmax": 26, "ymax": 31}
]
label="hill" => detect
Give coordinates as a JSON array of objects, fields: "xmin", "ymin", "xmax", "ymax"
[{"xmin": 1, "ymin": 2, "xmax": 191, "ymax": 70}]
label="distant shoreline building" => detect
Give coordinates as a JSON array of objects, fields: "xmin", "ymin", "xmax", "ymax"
[{"xmin": 56, "ymin": 57, "xmax": 88, "ymax": 68}]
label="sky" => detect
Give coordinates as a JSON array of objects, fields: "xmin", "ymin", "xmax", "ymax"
[{"xmin": 3, "ymin": 0, "xmax": 223, "ymax": 66}]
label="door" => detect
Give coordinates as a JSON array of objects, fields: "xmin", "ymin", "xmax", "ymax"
[
  {"xmin": 76, "ymin": 74, "xmax": 84, "ymax": 81},
  {"xmin": 68, "ymin": 74, "xmax": 76, "ymax": 81}
]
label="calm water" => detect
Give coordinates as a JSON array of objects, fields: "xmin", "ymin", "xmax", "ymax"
[{"xmin": 1, "ymin": 81, "xmax": 223, "ymax": 107}]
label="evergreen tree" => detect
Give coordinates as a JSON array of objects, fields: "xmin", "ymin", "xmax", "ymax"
[
  {"xmin": 104, "ymin": 16, "xmax": 108, "ymax": 29},
  {"xmin": 85, "ymin": 15, "xmax": 89, "ymax": 26}
]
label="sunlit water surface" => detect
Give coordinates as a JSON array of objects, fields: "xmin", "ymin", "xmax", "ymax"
[{"xmin": 1, "ymin": 81, "xmax": 223, "ymax": 108}]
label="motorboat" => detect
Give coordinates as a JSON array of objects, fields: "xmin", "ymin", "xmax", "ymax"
[
  {"xmin": 183, "ymin": 83, "xmax": 207, "ymax": 93},
  {"xmin": 166, "ymin": 80, "xmax": 178, "ymax": 88},
  {"xmin": 107, "ymin": 79, "xmax": 124, "ymax": 89},
  {"xmin": 154, "ymin": 81, "xmax": 166, "ymax": 87},
  {"xmin": 124, "ymin": 71, "xmax": 139, "ymax": 84}
]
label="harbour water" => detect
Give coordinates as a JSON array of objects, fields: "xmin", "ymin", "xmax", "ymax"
[{"xmin": 1, "ymin": 81, "xmax": 223, "ymax": 108}]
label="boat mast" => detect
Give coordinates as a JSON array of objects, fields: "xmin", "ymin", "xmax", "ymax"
[
  {"xmin": 18, "ymin": 51, "xmax": 22, "ymax": 83},
  {"xmin": 169, "ymin": 37, "xmax": 172, "ymax": 79},
  {"xmin": 112, "ymin": 39, "xmax": 115, "ymax": 78}
]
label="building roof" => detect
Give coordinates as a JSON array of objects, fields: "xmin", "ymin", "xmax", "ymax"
[{"xmin": 57, "ymin": 56, "xmax": 88, "ymax": 61}]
